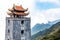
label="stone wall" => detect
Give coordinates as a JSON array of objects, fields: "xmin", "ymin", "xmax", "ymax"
[{"xmin": 5, "ymin": 17, "xmax": 31, "ymax": 40}]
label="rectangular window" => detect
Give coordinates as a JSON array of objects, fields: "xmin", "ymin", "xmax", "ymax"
[
  {"xmin": 8, "ymin": 20, "xmax": 10, "ymax": 25},
  {"xmin": 8, "ymin": 29, "xmax": 10, "ymax": 33},
  {"xmin": 21, "ymin": 30, "xmax": 24, "ymax": 35},
  {"xmin": 8, "ymin": 20, "xmax": 10, "ymax": 23},
  {"xmin": 21, "ymin": 20, "xmax": 24, "ymax": 25}
]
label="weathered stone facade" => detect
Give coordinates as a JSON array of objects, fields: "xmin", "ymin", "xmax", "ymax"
[{"xmin": 5, "ymin": 17, "xmax": 31, "ymax": 40}]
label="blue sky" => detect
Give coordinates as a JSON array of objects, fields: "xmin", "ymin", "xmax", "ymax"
[
  {"xmin": 35, "ymin": 2, "xmax": 60, "ymax": 10},
  {"xmin": 0, "ymin": 0, "xmax": 60, "ymax": 40}
]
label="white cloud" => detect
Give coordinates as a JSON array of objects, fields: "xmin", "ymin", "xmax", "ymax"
[
  {"xmin": 43, "ymin": 8, "xmax": 60, "ymax": 21},
  {"xmin": 31, "ymin": 8, "xmax": 60, "ymax": 28},
  {"xmin": 31, "ymin": 10, "xmax": 48, "ymax": 27}
]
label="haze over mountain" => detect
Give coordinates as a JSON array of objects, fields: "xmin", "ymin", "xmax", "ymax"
[
  {"xmin": 32, "ymin": 23, "xmax": 51, "ymax": 35},
  {"xmin": 32, "ymin": 19, "xmax": 60, "ymax": 35},
  {"xmin": 32, "ymin": 22, "xmax": 60, "ymax": 40}
]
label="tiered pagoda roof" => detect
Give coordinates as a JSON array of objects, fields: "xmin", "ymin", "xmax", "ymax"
[{"xmin": 7, "ymin": 4, "xmax": 29, "ymax": 17}]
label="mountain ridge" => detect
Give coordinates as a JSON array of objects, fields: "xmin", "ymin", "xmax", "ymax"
[
  {"xmin": 32, "ymin": 19, "xmax": 60, "ymax": 35},
  {"xmin": 32, "ymin": 22, "xmax": 60, "ymax": 40}
]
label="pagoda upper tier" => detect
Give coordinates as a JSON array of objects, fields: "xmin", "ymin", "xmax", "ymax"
[{"xmin": 7, "ymin": 4, "xmax": 29, "ymax": 16}]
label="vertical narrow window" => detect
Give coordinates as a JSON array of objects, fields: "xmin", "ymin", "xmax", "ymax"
[
  {"xmin": 21, "ymin": 20, "xmax": 24, "ymax": 24},
  {"xmin": 8, "ymin": 29, "xmax": 10, "ymax": 33},
  {"xmin": 8, "ymin": 20, "xmax": 10, "ymax": 23},
  {"xmin": 21, "ymin": 30, "xmax": 24, "ymax": 35}
]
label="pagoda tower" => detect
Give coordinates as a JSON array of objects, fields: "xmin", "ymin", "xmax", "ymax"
[{"xmin": 5, "ymin": 4, "xmax": 31, "ymax": 40}]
